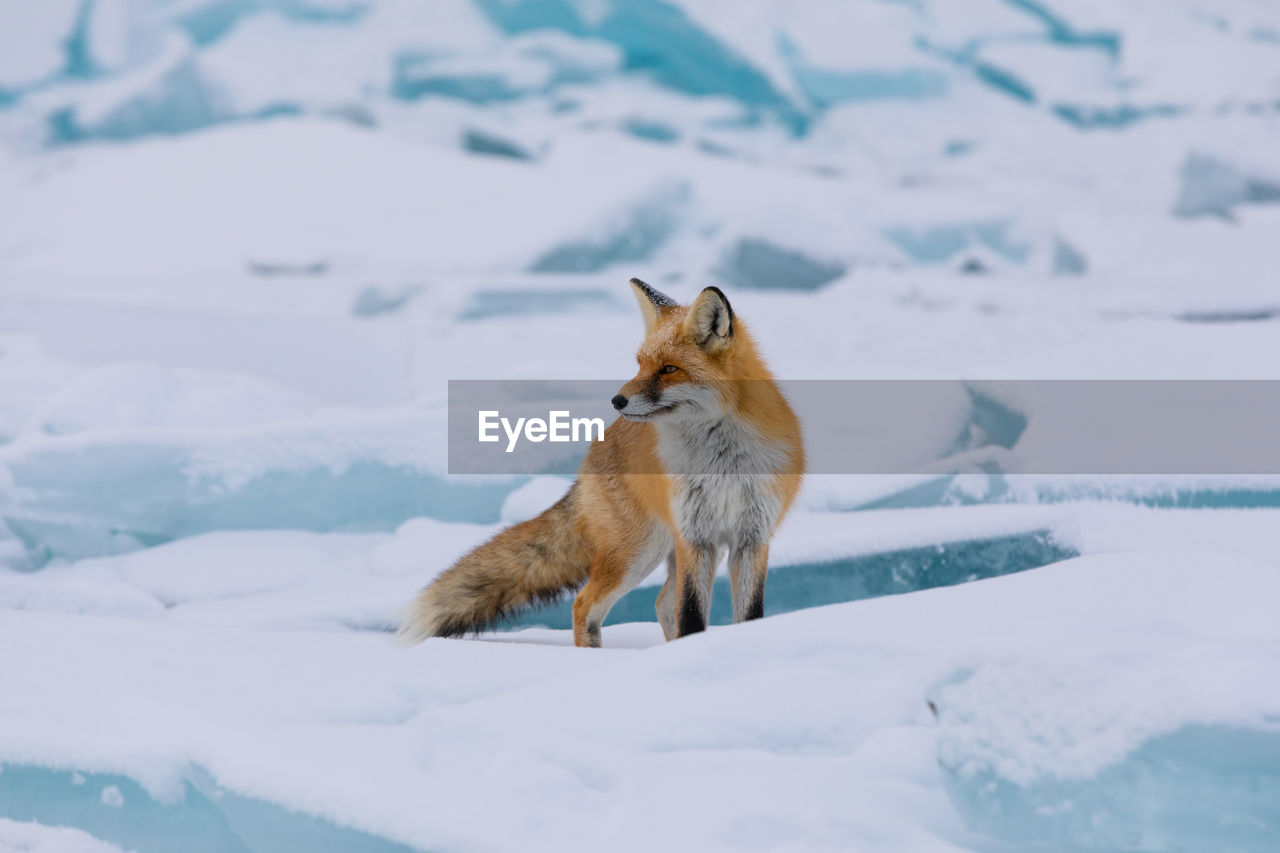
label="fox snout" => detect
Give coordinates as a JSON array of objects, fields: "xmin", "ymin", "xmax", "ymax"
[
  {"xmin": 612, "ymin": 376, "xmax": 670, "ymax": 420},
  {"xmin": 611, "ymin": 386, "xmax": 652, "ymax": 417}
]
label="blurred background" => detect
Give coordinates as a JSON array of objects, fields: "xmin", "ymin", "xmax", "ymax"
[
  {"xmin": 2, "ymin": 0, "xmax": 1280, "ymax": 555},
  {"xmin": 3, "ymin": 0, "xmax": 1280, "ymax": 565},
  {"xmin": 2, "ymin": 0, "xmax": 1280, "ymax": 563}
]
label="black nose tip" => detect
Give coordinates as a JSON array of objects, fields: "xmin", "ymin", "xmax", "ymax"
[{"xmin": 611, "ymin": 394, "xmax": 628, "ymax": 411}]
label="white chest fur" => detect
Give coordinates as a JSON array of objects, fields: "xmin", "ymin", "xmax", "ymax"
[{"xmin": 655, "ymin": 415, "xmax": 786, "ymax": 549}]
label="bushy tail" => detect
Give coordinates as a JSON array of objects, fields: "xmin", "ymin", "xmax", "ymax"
[{"xmin": 398, "ymin": 486, "xmax": 591, "ymax": 641}]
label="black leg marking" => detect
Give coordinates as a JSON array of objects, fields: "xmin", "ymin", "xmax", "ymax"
[
  {"xmin": 745, "ymin": 584, "xmax": 765, "ymax": 621},
  {"xmin": 677, "ymin": 586, "xmax": 706, "ymax": 637},
  {"xmin": 585, "ymin": 622, "xmax": 602, "ymax": 648}
]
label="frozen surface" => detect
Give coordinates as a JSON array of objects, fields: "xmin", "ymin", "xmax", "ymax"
[
  {"xmin": 1, "ymin": 767, "xmax": 417, "ymax": 853},
  {"xmin": 2, "ymin": 1, "xmax": 1280, "ymax": 850},
  {"xmin": 0, "ymin": 408, "xmax": 522, "ymax": 564},
  {"xmin": 3, "ymin": 550, "xmax": 1279, "ymax": 853},
  {"xmin": 0, "ymin": 818, "xmax": 132, "ymax": 853},
  {"xmin": 933, "ymin": 554, "xmax": 1280, "ymax": 852}
]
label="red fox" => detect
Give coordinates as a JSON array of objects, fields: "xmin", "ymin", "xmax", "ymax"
[{"xmin": 400, "ymin": 279, "xmax": 804, "ymax": 648}]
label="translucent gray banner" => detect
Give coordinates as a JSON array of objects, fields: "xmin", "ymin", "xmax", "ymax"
[{"xmin": 447, "ymin": 380, "xmax": 1280, "ymax": 475}]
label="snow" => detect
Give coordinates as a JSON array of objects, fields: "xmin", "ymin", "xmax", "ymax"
[
  {"xmin": 0, "ymin": 1, "xmax": 82, "ymax": 91},
  {"xmin": 0, "ymin": 819, "xmax": 132, "ymax": 853},
  {"xmin": 28, "ymin": 363, "xmax": 314, "ymax": 435},
  {"xmin": 0, "ymin": 121, "xmax": 672, "ymax": 277},
  {"xmin": 2, "ymin": 550, "xmax": 1277, "ymax": 852},
  {"xmin": 499, "ymin": 476, "xmax": 573, "ymax": 523},
  {"xmin": 933, "ymin": 556, "xmax": 1280, "ymax": 851},
  {"xmin": 2, "ymin": 0, "xmax": 1280, "ymax": 850}
]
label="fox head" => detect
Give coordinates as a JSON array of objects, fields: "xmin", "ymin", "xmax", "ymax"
[{"xmin": 612, "ymin": 278, "xmax": 760, "ymax": 423}]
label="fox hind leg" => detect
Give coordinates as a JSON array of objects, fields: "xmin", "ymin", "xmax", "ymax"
[
  {"xmin": 572, "ymin": 561, "xmax": 628, "ymax": 648},
  {"xmin": 574, "ymin": 534, "xmax": 670, "ymax": 648}
]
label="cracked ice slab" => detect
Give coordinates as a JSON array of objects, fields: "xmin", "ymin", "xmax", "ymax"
[
  {"xmin": 933, "ymin": 559, "xmax": 1280, "ymax": 850},
  {"xmin": 0, "ymin": 411, "xmax": 519, "ymax": 565}
]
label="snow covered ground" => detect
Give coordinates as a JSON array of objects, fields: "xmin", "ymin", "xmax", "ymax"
[{"xmin": 2, "ymin": 1, "xmax": 1279, "ymax": 850}]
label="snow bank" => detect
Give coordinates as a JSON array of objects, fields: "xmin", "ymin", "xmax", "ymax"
[
  {"xmin": 0, "ymin": 1, "xmax": 82, "ymax": 92},
  {"xmin": 2, "ymin": 549, "xmax": 1277, "ymax": 852},
  {"xmin": 529, "ymin": 178, "xmax": 692, "ymax": 273},
  {"xmin": 394, "ymin": 30, "xmax": 620, "ymax": 103},
  {"xmin": 0, "ymin": 410, "xmax": 518, "ymax": 564},
  {"xmin": 933, "ymin": 555, "xmax": 1280, "ymax": 851},
  {"xmin": 0, "ymin": 818, "xmax": 132, "ymax": 853},
  {"xmin": 14, "ymin": 500, "xmax": 1280, "ymax": 645},
  {"xmin": 27, "ymin": 363, "xmax": 313, "ymax": 435},
  {"xmin": 0, "ymin": 766, "xmax": 416, "ymax": 853},
  {"xmin": 0, "ymin": 121, "xmax": 668, "ymax": 277},
  {"xmin": 1172, "ymin": 152, "xmax": 1280, "ymax": 219}
]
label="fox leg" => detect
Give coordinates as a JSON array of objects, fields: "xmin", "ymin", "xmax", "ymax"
[
  {"xmin": 573, "ymin": 534, "xmax": 670, "ymax": 648},
  {"xmin": 728, "ymin": 543, "xmax": 768, "ymax": 623},
  {"xmin": 673, "ymin": 539, "xmax": 718, "ymax": 638},
  {"xmin": 572, "ymin": 558, "xmax": 629, "ymax": 648},
  {"xmin": 655, "ymin": 550, "xmax": 678, "ymax": 641}
]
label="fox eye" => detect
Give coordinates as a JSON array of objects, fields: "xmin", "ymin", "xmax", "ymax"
[{"xmin": 659, "ymin": 365, "xmax": 680, "ymax": 375}]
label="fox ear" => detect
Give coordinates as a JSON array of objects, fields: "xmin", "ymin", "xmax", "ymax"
[
  {"xmin": 629, "ymin": 277, "xmax": 677, "ymax": 333},
  {"xmin": 684, "ymin": 286, "xmax": 733, "ymax": 352}
]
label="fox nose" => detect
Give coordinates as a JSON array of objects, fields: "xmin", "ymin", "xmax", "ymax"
[{"xmin": 611, "ymin": 394, "xmax": 628, "ymax": 411}]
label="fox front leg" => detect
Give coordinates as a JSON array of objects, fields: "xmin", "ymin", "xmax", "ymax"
[
  {"xmin": 655, "ymin": 551, "xmax": 679, "ymax": 641},
  {"xmin": 728, "ymin": 543, "xmax": 768, "ymax": 623},
  {"xmin": 673, "ymin": 540, "xmax": 717, "ymax": 638}
]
